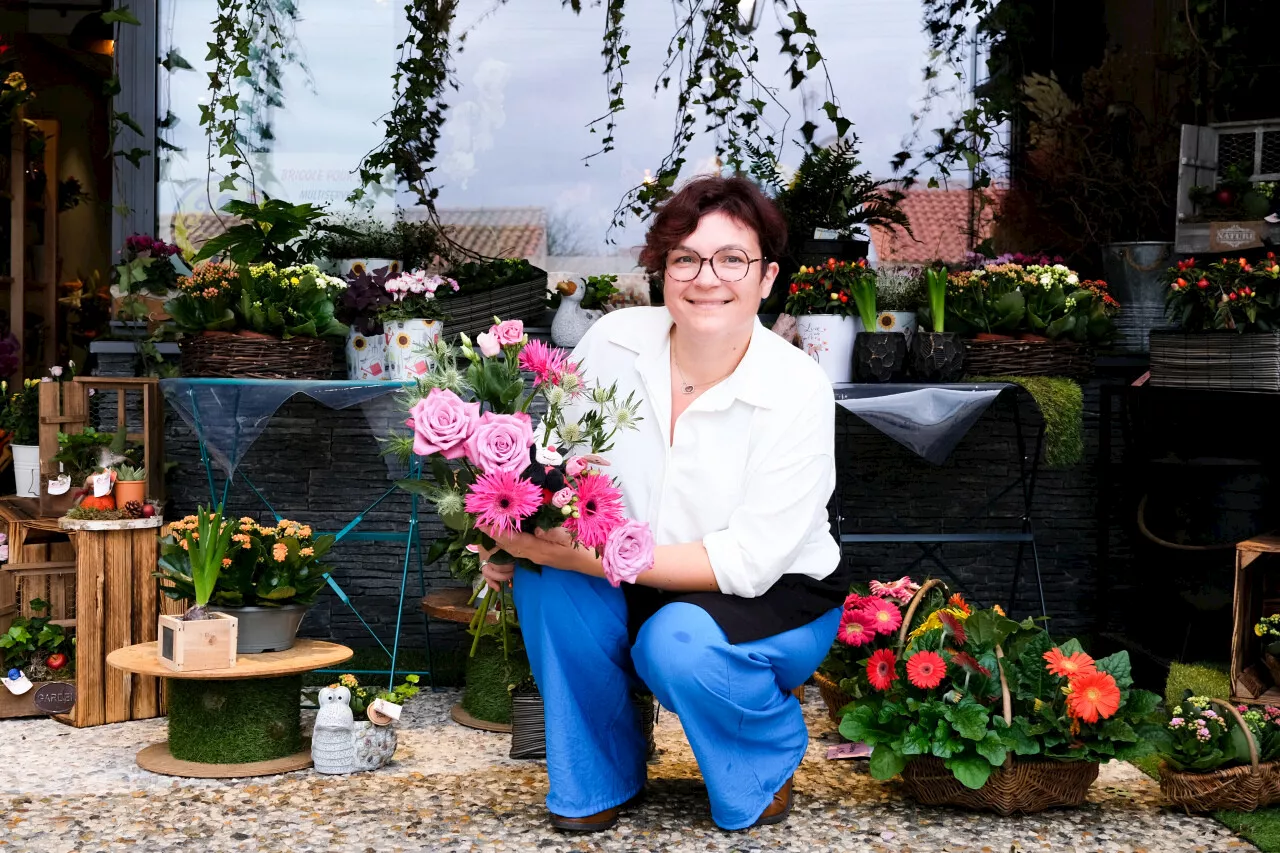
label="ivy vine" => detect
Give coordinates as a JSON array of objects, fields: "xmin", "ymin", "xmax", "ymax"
[{"xmin": 103, "ymin": 6, "xmax": 146, "ymax": 170}]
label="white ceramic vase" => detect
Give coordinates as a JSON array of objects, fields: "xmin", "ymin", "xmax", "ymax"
[
  {"xmin": 384, "ymin": 319, "xmax": 442, "ymax": 380},
  {"xmin": 795, "ymin": 315, "xmax": 860, "ymax": 384},
  {"xmin": 338, "ymin": 258, "xmax": 401, "ymax": 278},
  {"xmin": 345, "ymin": 329, "xmax": 388, "ymax": 381},
  {"xmin": 11, "ymin": 444, "xmax": 39, "ymax": 498}
]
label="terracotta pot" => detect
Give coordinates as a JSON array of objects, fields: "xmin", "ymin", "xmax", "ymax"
[{"xmin": 114, "ymin": 480, "xmax": 146, "ymax": 507}]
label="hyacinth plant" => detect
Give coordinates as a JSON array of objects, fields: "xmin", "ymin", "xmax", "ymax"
[
  {"xmin": 384, "ymin": 318, "xmax": 645, "ymax": 656},
  {"xmin": 840, "ymin": 597, "xmax": 1166, "ymax": 790}
]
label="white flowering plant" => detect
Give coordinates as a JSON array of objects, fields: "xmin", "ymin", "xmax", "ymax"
[
  {"xmin": 943, "ymin": 262, "xmax": 1118, "ymax": 343},
  {"xmin": 237, "ymin": 262, "xmax": 348, "ymax": 338}
]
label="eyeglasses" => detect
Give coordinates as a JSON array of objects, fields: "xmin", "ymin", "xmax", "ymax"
[{"xmin": 665, "ymin": 248, "xmax": 764, "ymax": 283}]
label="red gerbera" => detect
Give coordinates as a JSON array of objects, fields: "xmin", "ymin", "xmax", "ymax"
[
  {"xmin": 836, "ymin": 609, "xmax": 874, "ymax": 647},
  {"xmin": 1066, "ymin": 670, "xmax": 1121, "ymax": 723},
  {"xmin": 563, "ymin": 471, "xmax": 626, "ymax": 550},
  {"xmin": 866, "ymin": 649, "xmax": 899, "ymax": 691},
  {"xmin": 464, "ymin": 469, "xmax": 542, "ymax": 537},
  {"xmin": 860, "ymin": 598, "xmax": 903, "ymax": 636},
  {"xmin": 1043, "ymin": 648, "xmax": 1097, "ymax": 679},
  {"xmin": 905, "ymin": 650, "xmax": 947, "ymax": 689}
]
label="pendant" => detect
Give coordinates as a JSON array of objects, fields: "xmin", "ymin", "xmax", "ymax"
[{"xmin": 681, "ymin": 382, "xmax": 695, "ymax": 395}]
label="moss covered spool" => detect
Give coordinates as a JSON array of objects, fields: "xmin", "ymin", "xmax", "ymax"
[
  {"xmin": 166, "ymin": 675, "xmax": 302, "ymax": 763},
  {"xmin": 461, "ymin": 637, "xmax": 531, "ymax": 726}
]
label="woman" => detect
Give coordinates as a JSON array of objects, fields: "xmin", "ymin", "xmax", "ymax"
[{"xmin": 481, "ymin": 175, "xmax": 848, "ymax": 832}]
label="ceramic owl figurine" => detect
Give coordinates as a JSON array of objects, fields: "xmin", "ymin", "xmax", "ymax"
[
  {"xmin": 312, "ymin": 686, "xmax": 400, "ymax": 774},
  {"xmin": 551, "ymin": 279, "xmax": 603, "ymax": 348}
]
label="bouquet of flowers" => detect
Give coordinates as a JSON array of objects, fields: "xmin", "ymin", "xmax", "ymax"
[
  {"xmin": 1164, "ymin": 253, "xmax": 1280, "ymax": 332},
  {"xmin": 388, "ymin": 318, "xmax": 647, "ymax": 655},
  {"xmin": 840, "ymin": 597, "xmax": 1165, "ymax": 790}
]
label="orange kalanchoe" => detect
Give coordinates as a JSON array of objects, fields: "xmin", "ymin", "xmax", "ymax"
[
  {"xmin": 1043, "ymin": 647, "xmax": 1097, "ymax": 678},
  {"xmin": 1065, "ymin": 671, "xmax": 1121, "ymax": 723}
]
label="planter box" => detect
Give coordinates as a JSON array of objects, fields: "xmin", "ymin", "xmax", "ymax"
[
  {"xmin": 435, "ymin": 273, "xmax": 549, "ymax": 340},
  {"xmin": 962, "ymin": 338, "xmax": 1094, "ymax": 380},
  {"xmin": 1149, "ymin": 331, "xmax": 1280, "ymax": 392},
  {"xmin": 157, "ymin": 612, "xmax": 238, "ymax": 672},
  {"xmin": 0, "ymin": 680, "xmax": 71, "ymax": 718}
]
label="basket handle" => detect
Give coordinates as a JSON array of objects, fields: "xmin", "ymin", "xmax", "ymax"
[
  {"xmin": 1210, "ymin": 698, "xmax": 1260, "ymax": 775},
  {"xmin": 896, "ymin": 578, "xmax": 946, "ymax": 649},
  {"xmin": 996, "ymin": 643, "xmax": 1013, "ymax": 768}
]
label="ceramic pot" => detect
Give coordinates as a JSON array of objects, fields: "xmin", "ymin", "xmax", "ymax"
[
  {"xmin": 114, "ymin": 480, "xmax": 146, "ymax": 507},
  {"xmin": 854, "ymin": 331, "xmax": 908, "ymax": 383},
  {"xmin": 208, "ymin": 603, "xmax": 308, "ymax": 654},
  {"xmin": 910, "ymin": 332, "xmax": 966, "ymax": 382},
  {"xmin": 384, "ymin": 319, "xmax": 442, "ymax": 380},
  {"xmin": 795, "ymin": 315, "xmax": 860, "ymax": 384},
  {"xmin": 875, "ymin": 311, "xmax": 918, "ymax": 344},
  {"xmin": 345, "ymin": 328, "xmax": 388, "ymax": 381},
  {"xmin": 338, "ymin": 258, "xmax": 401, "ymax": 278}
]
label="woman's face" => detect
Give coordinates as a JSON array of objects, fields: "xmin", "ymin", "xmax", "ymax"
[{"xmin": 662, "ymin": 211, "xmax": 779, "ymax": 342}]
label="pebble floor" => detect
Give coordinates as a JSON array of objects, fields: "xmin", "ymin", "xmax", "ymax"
[{"xmin": 0, "ymin": 689, "xmax": 1254, "ymax": 852}]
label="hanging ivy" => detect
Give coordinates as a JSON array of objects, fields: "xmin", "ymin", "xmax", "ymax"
[{"xmin": 103, "ymin": 6, "xmax": 146, "ymax": 170}]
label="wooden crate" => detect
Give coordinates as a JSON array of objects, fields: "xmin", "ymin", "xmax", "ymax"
[
  {"xmin": 0, "ymin": 498, "xmax": 75, "ymax": 635},
  {"xmin": 1230, "ymin": 535, "xmax": 1280, "ymax": 705}
]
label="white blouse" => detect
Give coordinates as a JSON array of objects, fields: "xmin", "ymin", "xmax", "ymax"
[{"xmin": 566, "ymin": 306, "xmax": 840, "ymax": 598}]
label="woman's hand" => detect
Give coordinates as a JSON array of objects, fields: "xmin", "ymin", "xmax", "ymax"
[
  {"xmin": 480, "ymin": 525, "xmax": 603, "ymax": 578},
  {"xmin": 478, "ymin": 542, "xmax": 515, "ymax": 592}
]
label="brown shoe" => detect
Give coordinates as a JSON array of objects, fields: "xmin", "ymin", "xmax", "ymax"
[
  {"xmin": 549, "ymin": 789, "xmax": 644, "ymax": 833},
  {"xmin": 751, "ymin": 776, "xmax": 793, "ymax": 827}
]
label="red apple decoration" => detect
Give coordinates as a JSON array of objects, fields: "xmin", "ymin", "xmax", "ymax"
[
  {"xmin": 1215, "ymin": 189, "xmax": 1235, "ymax": 207},
  {"xmin": 46, "ymin": 653, "xmax": 67, "ymax": 670},
  {"xmin": 141, "ymin": 503, "xmax": 156, "ymax": 518}
]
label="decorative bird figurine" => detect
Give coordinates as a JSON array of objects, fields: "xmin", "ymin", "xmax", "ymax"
[
  {"xmin": 551, "ymin": 279, "xmax": 602, "ymax": 348},
  {"xmin": 311, "ymin": 685, "xmax": 400, "ymax": 774}
]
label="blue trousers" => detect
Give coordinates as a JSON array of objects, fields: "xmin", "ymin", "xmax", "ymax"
[{"xmin": 512, "ymin": 565, "xmax": 841, "ymax": 830}]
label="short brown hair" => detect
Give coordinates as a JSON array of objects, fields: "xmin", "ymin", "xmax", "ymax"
[{"xmin": 637, "ymin": 176, "xmax": 787, "ymax": 275}]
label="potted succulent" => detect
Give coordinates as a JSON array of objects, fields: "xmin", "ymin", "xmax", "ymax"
[
  {"xmin": 911, "ymin": 266, "xmax": 966, "ymax": 382},
  {"xmin": 1, "ymin": 378, "xmax": 41, "ymax": 498},
  {"xmin": 156, "ymin": 505, "xmax": 238, "ymax": 672},
  {"xmin": 381, "ymin": 270, "xmax": 457, "ymax": 380},
  {"xmin": 156, "ymin": 515, "xmax": 335, "ymax": 654},
  {"xmin": 112, "ymin": 463, "xmax": 146, "ymax": 508},
  {"xmin": 785, "ymin": 258, "xmax": 869, "ymax": 384}
]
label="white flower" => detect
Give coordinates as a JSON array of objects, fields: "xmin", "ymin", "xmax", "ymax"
[
  {"xmin": 555, "ymin": 421, "xmax": 584, "ymax": 446},
  {"xmin": 49, "ymin": 366, "xmax": 63, "ymax": 378},
  {"xmin": 560, "ymin": 372, "xmax": 583, "ymax": 398},
  {"xmin": 608, "ymin": 405, "xmax": 639, "ymax": 431},
  {"xmin": 544, "ymin": 385, "xmax": 568, "ymax": 408},
  {"xmin": 1052, "ymin": 263, "xmax": 1068, "ymax": 272},
  {"xmin": 1066, "ymin": 274, "xmax": 1078, "ymax": 285},
  {"xmin": 1039, "ymin": 274, "xmax": 1052, "ymax": 287}
]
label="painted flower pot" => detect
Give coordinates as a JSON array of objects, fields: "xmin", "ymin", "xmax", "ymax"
[
  {"xmin": 796, "ymin": 314, "xmax": 860, "ymax": 384},
  {"xmin": 338, "ymin": 258, "xmax": 401, "ymax": 278},
  {"xmin": 346, "ymin": 328, "xmax": 388, "ymax": 381},
  {"xmin": 875, "ymin": 311, "xmax": 918, "ymax": 344},
  {"xmin": 384, "ymin": 319, "xmax": 442, "ymax": 380},
  {"xmin": 854, "ymin": 331, "xmax": 908, "ymax": 383},
  {"xmin": 910, "ymin": 332, "xmax": 966, "ymax": 382},
  {"xmin": 11, "ymin": 444, "xmax": 40, "ymax": 498}
]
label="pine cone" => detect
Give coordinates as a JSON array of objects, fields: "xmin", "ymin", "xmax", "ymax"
[{"xmin": 124, "ymin": 500, "xmax": 144, "ymax": 519}]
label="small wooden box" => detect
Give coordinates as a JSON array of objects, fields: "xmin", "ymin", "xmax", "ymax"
[
  {"xmin": 156, "ymin": 612, "xmax": 238, "ymax": 672},
  {"xmin": 1230, "ymin": 535, "xmax": 1280, "ymax": 705}
]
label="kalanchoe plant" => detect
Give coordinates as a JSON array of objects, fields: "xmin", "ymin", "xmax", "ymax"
[
  {"xmin": 331, "ymin": 673, "xmax": 421, "ymax": 722},
  {"xmin": 237, "ymin": 263, "xmax": 348, "ymax": 338},
  {"xmin": 0, "ymin": 378, "xmax": 41, "ymax": 445},
  {"xmin": 1159, "ymin": 694, "xmax": 1268, "ymax": 773},
  {"xmin": 1164, "ymin": 253, "xmax": 1280, "ymax": 333},
  {"xmin": 163, "ymin": 261, "xmax": 238, "ymax": 333},
  {"xmin": 941, "ymin": 262, "xmax": 1119, "ymax": 343}
]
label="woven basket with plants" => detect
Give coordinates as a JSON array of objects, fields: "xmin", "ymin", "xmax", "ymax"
[
  {"xmin": 436, "ymin": 258, "xmax": 547, "ymax": 340},
  {"xmin": 840, "ymin": 580, "xmax": 1164, "ymax": 815},
  {"xmin": 1158, "ymin": 696, "xmax": 1280, "ymax": 812}
]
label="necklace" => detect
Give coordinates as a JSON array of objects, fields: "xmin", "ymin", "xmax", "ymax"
[{"xmin": 671, "ymin": 346, "xmax": 735, "ymax": 395}]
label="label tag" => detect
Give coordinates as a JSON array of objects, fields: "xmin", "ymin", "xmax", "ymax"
[
  {"xmin": 367, "ymin": 697, "xmax": 402, "ymax": 726},
  {"xmin": 92, "ymin": 473, "xmax": 112, "ymax": 498},
  {"xmin": 47, "ymin": 474, "xmax": 71, "ymax": 496},
  {"xmin": 825, "ymin": 742, "xmax": 873, "ymax": 760},
  {"xmin": 33, "ymin": 682, "xmax": 76, "ymax": 714}
]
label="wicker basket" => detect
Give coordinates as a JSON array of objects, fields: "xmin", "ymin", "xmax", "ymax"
[
  {"xmin": 509, "ymin": 688, "xmax": 657, "ymax": 760},
  {"xmin": 962, "ymin": 338, "xmax": 1094, "ymax": 380},
  {"xmin": 180, "ymin": 332, "xmax": 338, "ymax": 380},
  {"xmin": 1160, "ymin": 699, "xmax": 1280, "ymax": 812},
  {"xmin": 902, "ymin": 755, "xmax": 1100, "ymax": 815},
  {"xmin": 436, "ymin": 274, "xmax": 549, "ymax": 340},
  {"xmin": 813, "ymin": 671, "xmax": 853, "ymax": 723},
  {"xmin": 1148, "ymin": 331, "xmax": 1280, "ymax": 392}
]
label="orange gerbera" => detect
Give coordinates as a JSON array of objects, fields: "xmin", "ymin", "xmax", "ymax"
[
  {"xmin": 1043, "ymin": 648, "xmax": 1097, "ymax": 678},
  {"xmin": 947, "ymin": 593, "xmax": 971, "ymax": 615},
  {"xmin": 1065, "ymin": 671, "xmax": 1121, "ymax": 723}
]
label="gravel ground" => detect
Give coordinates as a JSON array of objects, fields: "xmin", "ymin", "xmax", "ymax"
[{"xmin": 0, "ymin": 689, "xmax": 1253, "ymax": 852}]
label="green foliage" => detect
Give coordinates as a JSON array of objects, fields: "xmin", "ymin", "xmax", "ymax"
[
  {"xmin": 1165, "ymin": 661, "xmax": 1231, "ymax": 710},
  {"xmin": 234, "ymin": 263, "xmax": 348, "ymax": 338},
  {"xmin": 973, "ymin": 376, "xmax": 1083, "ymax": 469},
  {"xmin": 189, "ymin": 505, "xmax": 235, "ymax": 608},
  {"xmin": 193, "ymin": 198, "xmax": 336, "ymax": 267},
  {"xmin": 322, "ymin": 673, "xmax": 421, "ymax": 721},
  {"xmin": 52, "ymin": 428, "xmax": 117, "ymax": 485},
  {"xmin": 0, "ymin": 378, "xmax": 41, "ymax": 445},
  {"xmin": 114, "ymin": 464, "xmax": 146, "ymax": 481},
  {"xmin": 442, "ymin": 258, "xmax": 540, "ymax": 298},
  {"xmin": 0, "ymin": 599, "xmax": 71, "ymax": 670},
  {"xmin": 547, "ymin": 274, "xmax": 620, "ymax": 312},
  {"xmin": 319, "ymin": 213, "xmax": 399, "ymax": 260}
]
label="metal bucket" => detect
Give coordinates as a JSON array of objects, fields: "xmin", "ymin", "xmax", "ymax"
[
  {"xmin": 1102, "ymin": 241, "xmax": 1175, "ymax": 353},
  {"xmin": 208, "ymin": 604, "xmax": 308, "ymax": 654}
]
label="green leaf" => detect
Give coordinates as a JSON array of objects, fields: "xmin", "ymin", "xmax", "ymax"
[
  {"xmin": 161, "ymin": 50, "xmax": 194, "ymax": 71},
  {"xmin": 944, "ymin": 701, "xmax": 991, "ymax": 741},
  {"xmin": 113, "ymin": 111, "xmax": 144, "ymax": 136},
  {"xmin": 102, "ymin": 7, "xmax": 141, "ymax": 25},
  {"xmin": 218, "ymin": 174, "xmax": 238, "ymax": 193},
  {"xmin": 868, "ymin": 743, "xmax": 907, "ymax": 780},
  {"xmin": 1094, "ymin": 651, "xmax": 1133, "ymax": 689},
  {"xmin": 974, "ymin": 731, "xmax": 1007, "ymax": 766},
  {"xmin": 947, "ymin": 753, "xmax": 995, "ymax": 790},
  {"xmin": 964, "ymin": 610, "xmax": 1019, "ymax": 649}
]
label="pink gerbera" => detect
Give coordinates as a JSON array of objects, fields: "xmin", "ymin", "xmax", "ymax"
[
  {"xmin": 869, "ymin": 576, "xmax": 919, "ymax": 603},
  {"xmin": 464, "ymin": 469, "xmax": 542, "ymax": 537},
  {"xmin": 860, "ymin": 598, "xmax": 903, "ymax": 635},
  {"xmin": 836, "ymin": 609, "xmax": 875, "ymax": 647},
  {"xmin": 518, "ymin": 338, "xmax": 568, "ymax": 385},
  {"xmin": 843, "ymin": 591, "xmax": 868, "ymax": 611},
  {"xmin": 563, "ymin": 471, "xmax": 626, "ymax": 550}
]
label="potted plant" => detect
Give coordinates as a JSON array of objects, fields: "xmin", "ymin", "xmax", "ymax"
[
  {"xmin": 0, "ymin": 598, "xmax": 73, "ymax": 718},
  {"xmin": 336, "ymin": 267, "xmax": 397, "ymax": 380},
  {"xmin": 911, "ymin": 266, "xmax": 966, "ymax": 381},
  {"xmin": 873, "ymin": 265, "xmax": 922, "ymax": 337},
  {"xmin": 785, "ymin": 258, "xmax": 867, "ymax": 384},
  {"xmin": 112, "ymin": 234, "xmax": 188, "ymax": 335},
  {"xmin": 1, "ymin": 378, "xmax": 41, "ymax": 497},
  {"xmin": 320, "ymin": 213, "xmax": 402, "ymax": 277},
  {"xmin": 852, "ymin": 264, "xmax": 907, "ymax": 382},
  {"xmin": 112, "ymin": 464, "xmax": 146, "ymax": 509},
  {"xmin": 550, "ymin": 274, "xmax": 618, "ymax": 347},
  {"xmin": 840, "ymin": 592, "xmax": 1165, "ymax": 815},
  {"xmin": 1159, "ymin": 695, "xmax": 1280, "ymax": 811},
  {"xmin": 436, "ymin": 257, "xmax": 547, "ymax": 339},
  {"xmin": 156, "ymin": 515, "xmax": 334, "ymax": 654},
  {"xmin": 156, "ymin": 505, "xmax": 238, "ymax": 672},
  {"xmin": 381, "ymin": 270, "xmax": 457, "ymax": 380}
]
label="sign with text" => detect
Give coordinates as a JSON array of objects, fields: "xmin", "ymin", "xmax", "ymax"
[
  {"xmin": 33, "ymin": 682, "xmax": 76, "ymax": 715},
  {"xmin": 1209, "ymin": 221, "xmax": 1266, "ymax": 251}
]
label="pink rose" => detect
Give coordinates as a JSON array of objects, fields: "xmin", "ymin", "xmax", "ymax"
[
  {"xmin": 464, "ymin": 411, "xmax": 535, "ymax": 475},
  {"xmin": 551, "ymin": 487, "xmax": 574, "ymax": 508},
  {"xmin": 564, "ymin": 456, "xmax": 588, "ymax": 477},
  {"xmin": 476, "ymin": 331, "xmax": 501, "ymax": 358},
  {"xmin": 491, "ymin": 320, "xmax": 524, "ymax": 347},
  {"xmin": 405, "ymin": 388, "xmax": 479, "ymax": 459},
  {"xmin": 602, "ymin": 520, "xmax": 655, "ymax": 587}
]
